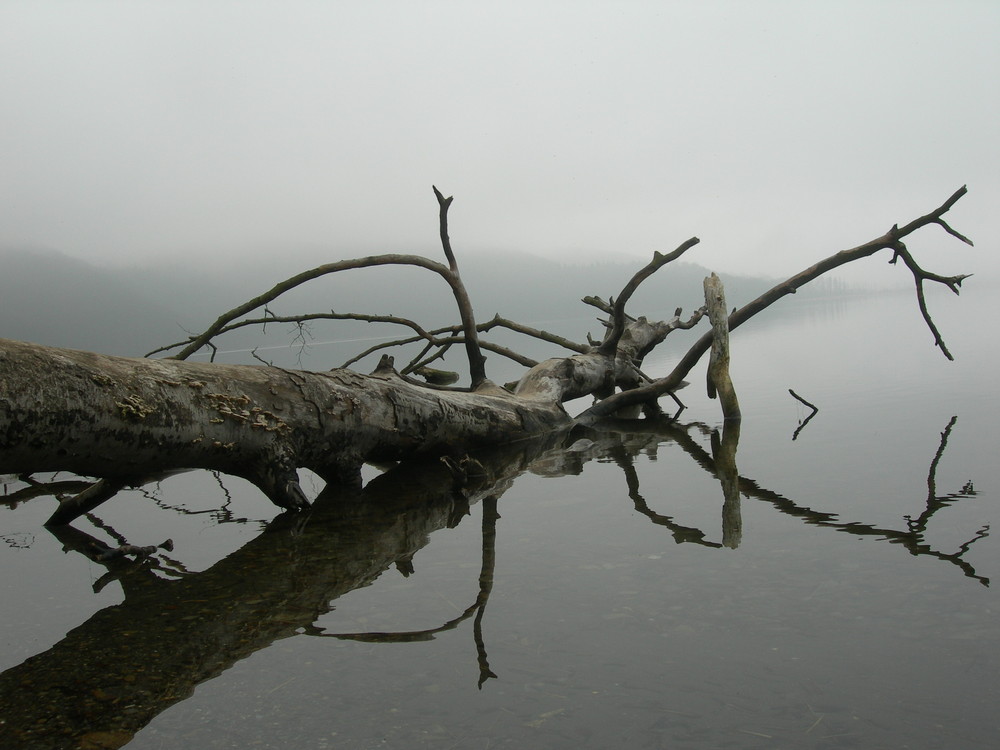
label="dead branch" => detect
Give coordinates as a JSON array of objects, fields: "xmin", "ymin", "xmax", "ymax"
[
  {"xmin": 1, "ymin": 186, "xmax": 978, "ymax": 525},
  {"xmin": 597, "ymin": 237, "xmax": 700, "ymax": 356},
  {"xmin": 343, "ymin": 330, "xmax": 537, "ymax": 374},
  {"xmin": 156, "ymin": 188, "xmax": 490, "ymax": 387},
  {"xmin": 888, "ymin": 243, "xmax": 971, "ymax": 360},
  {"xmin": 149, "ymin": 309, "xmax": 439, "ymax": 360},
  {"xmin": 789, "ymin": 389, "xmax": 818, "ymax": 412},
  {"xmin": 789, "ymin": 389, "xmax": 819, "ymax": 440},
  {"xmin": 433, "ymin": 186, "xmax": 488, "ymax": 387},
  {"xmin": 581, "ymin": 186, "xmax": 972, "ymax": 421},
  {"xmin": 703, "ymin": 273, "xmax": 740, "ymax": 421},
  {"xmin": 482, "ymin": 315, "xmax": 589, "ymax": 354},
  {"xmin": 154, "ymin": 254, "xmax": 462, "ymax": 360}
]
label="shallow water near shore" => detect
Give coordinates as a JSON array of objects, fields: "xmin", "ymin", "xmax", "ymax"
[{"xmin": 2, "ymin": 288, "xmax": 998, "ymax": 749}]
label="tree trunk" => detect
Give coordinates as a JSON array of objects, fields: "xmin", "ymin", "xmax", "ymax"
[
  {"xmin": 0, "ymin": 337, "xmax": 570, "ymax": 517},
  {"xmin": 1, "ymin": 313, "xmax": 676, "ymax": 523}
]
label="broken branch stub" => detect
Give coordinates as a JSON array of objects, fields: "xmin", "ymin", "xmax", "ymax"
[{"xmin": 703, "ymin": 273, "xmax": 741, "ymax": 421}]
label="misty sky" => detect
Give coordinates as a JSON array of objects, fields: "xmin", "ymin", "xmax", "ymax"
[{"xmin": 2, "ymin": 1, "xmax": 996, "ymax": 283}]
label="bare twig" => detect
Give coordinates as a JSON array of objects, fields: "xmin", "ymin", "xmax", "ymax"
[
  {"xmin": 153, "ymin": 186, "xmax": 491, "ymax": 390},
  {"xmin": 482, "ymin": 314, "xmax": 589, "ymax": 354},
  {"xmin": 341, "ymin": 328, "xmax": 538, "ymax": 373},
  {"xmin": 154, "ymin": 254, "xmax": 459, "ymax": 361},
  {"xmin": 149, "ymin": 310, "xmax": 435, "ymax": 359},
  {"xmin": 401, "ymin": 339, "xmax": 446, "ymax": 374},
  {"xmin": 583, "ymin": 295, "xmax": 633, "ymax": 322}
]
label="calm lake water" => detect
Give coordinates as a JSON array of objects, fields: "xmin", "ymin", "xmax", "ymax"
[{"xmin": 2, "ymin": 286, "xmax": 998, "ymax": 749}]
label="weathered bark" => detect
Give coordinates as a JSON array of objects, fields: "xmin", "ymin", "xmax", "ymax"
[
  {"xmin": 703, "ymin": 272, "xmax": 741, "ymax": 421},
  {"xmin": 0, "ymin": 337, "xmax": 568, "ymax": 519},
  {"xmin": 0, "ymin": 186, "xmax": 974, "ymax": 524}
]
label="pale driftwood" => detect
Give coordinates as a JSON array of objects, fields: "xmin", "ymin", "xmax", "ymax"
[{"xmin": 703, "ymin": 272, "xmax": 741, "ymax": 421}]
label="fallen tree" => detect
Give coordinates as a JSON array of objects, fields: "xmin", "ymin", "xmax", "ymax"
[{"xmin": 0, "ymin": 186, "xmax": 973, "ymax": 525}]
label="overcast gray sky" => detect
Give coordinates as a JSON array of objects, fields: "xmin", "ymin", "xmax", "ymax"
[{"xmin": 1, "ymin": 1, "xmax": 996, "ymax": 283}]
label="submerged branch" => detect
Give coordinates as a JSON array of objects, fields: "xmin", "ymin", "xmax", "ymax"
[{"xmin": 789, "ymin": 389, "xmax": 820, "ymax": 440}]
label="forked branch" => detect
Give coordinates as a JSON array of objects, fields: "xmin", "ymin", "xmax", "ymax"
[
  {"xmin": 597, "ymin": 237, "xmax": 700, "ymax": 356},
  {"xmin": 889, "ymin": 242, "xmax": 972, "ymax": 360}
]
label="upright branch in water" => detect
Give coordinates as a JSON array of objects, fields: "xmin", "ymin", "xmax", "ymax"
[{"xmin": 703, "ymin": 272, "xmax": 740, "ymax": 422}]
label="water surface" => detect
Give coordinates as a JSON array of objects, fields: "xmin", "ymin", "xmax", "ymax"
[{"xmin": 2, "ymin": 288, "xmax": 997, "ymax": 749}]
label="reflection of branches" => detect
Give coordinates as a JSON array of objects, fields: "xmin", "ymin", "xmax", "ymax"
[
  {"xmin": 591, "ymin": 415, "xmax": 986, "ymax": 584},
  {"xmin": 308, "ymin": 495, "xmax": 501, "ymax": 689},
  {"xmin": 735, "ymin": 421, "xmax": 985, "ymax": 585},
  {"xmin": 0, "ymin": 437, "xmax": 549, "ymax": 747},
  {"xmin": 47, "ymin": 521, "xmax": 181, "ymax": 594},
  {"xmin": 1, "ymin": 477, "xmax": 93, "ymax": 509},
  {"xmin": 740, "ymin": 476, "xmax": 986, "ymax": 586},
  {"xmin": 922, "ymin": 415, "xmax": 956, "ymax": 510},
  {"xmin": 138, "ymin": 471, "xmax": 267, "ymax": 529},
  {"xmin": 607, "ymin": 444, "xmax": 722, "ymax": 548}
]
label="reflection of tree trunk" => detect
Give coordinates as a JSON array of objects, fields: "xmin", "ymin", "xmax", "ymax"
[
  {"xmin": 0, "ymin": 437, "xmax": 551, "ymax": 750},
  {"xmin": 712, "ymin": 420, "xmax": 742, "ymax": 549}
]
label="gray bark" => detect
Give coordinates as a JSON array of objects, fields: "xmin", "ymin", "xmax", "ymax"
[{"xmin": 704, "ymin": 272, "xmax": 741, "ymax": 421}]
